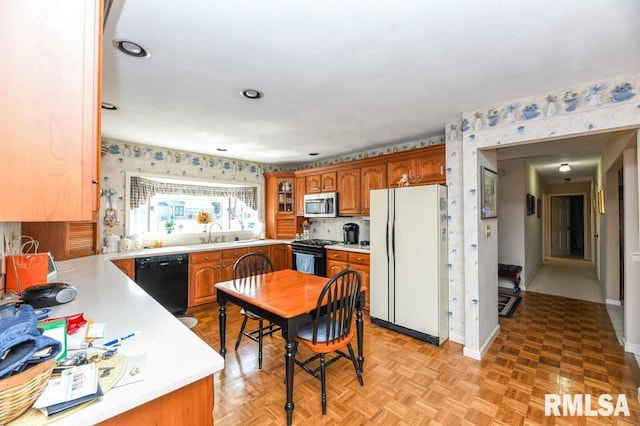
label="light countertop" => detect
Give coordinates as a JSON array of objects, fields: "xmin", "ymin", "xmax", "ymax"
[
  {"xmin": 35, "ymin": 255, "xmax": 224, "ymax": 425},
  {"xmin": 325, "ymin": 243, "xmax": 371, "ymax": 254},
  {"xmin": 105, "ymin": 238, "xmax": 292, "ymax": 260}
]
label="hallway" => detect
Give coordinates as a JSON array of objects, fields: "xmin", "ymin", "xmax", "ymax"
[
  {"xmin": 525, "ymin": 256, "xmax": 628, "ymax": 356},
  {"xmin": 526, "ymin": 257, "xmax": 604, "ymax": 304}
]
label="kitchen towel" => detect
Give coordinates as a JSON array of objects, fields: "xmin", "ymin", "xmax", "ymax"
[{"xmin": 296, "ymin": 253, "xmax": 315, "ymax": 274}]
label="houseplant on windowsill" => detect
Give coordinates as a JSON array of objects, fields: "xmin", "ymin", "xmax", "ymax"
[
  {"xmin": 196, "ymin": 211, "xmax": 212, "ymax": 232},
  {"xmin": 164, "ymin": 219, "xmax": 175, "ymax": 234}
]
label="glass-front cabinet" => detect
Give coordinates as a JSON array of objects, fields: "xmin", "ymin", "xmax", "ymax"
[{"xmin": 277, "ymin": 178, "xmax": 294, "ymax": 214}]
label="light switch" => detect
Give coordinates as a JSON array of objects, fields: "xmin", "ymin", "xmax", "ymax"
[
  {"xmin": 632, "ymin": 251, "xmax": 640, "ymax": 263},
  {"xmin": 485, "ymin": 225, "xmax": 491, "ymax": 238}
]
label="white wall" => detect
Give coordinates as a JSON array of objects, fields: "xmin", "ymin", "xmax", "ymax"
[
  {"xmin": 524, "ymin": 161, "xmax": 544, "ymax": 284},
  {"xmin": 0, "ymin": 222, "xmax": 22, "ymax": 295},
  {"xmin": 624, "ymin": 147, "xmax": 640, "ymax": 356},
  {"xmin": 497, "ymin": 159, "xmax": 525, "ymax": 287},
  {"xmin": 472, "ymin": 149, "xmax": 499, "ymax": 359}
]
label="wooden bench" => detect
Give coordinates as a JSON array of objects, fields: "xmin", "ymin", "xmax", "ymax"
[{"xmin": 498, "ymin": 263, "xmax": 522, "ymax": 293}]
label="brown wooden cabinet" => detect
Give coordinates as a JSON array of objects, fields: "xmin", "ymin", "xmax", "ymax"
[
  {"xmin": 188, "ymin": 251, "xmax": 222, "ymax": 306},
  {"xmin": 295, "ymin": 176, "xmax": 306, "ymax": 216},
  {"xmin": 387, "ymin": 145, "xmax": 445, "ymax": 187},
  {"xmin": 337, "ymin": 164, "xmax": 386, "ymax": 216},
  {"xmin": 22, "ymin": 221, "xmax": 98, "ymax": 261},
  {"xmin": 348, "ymin": 252, "xmax": 370, "ymax": 311},
  {"xmin": 325, "ymin": 249, "xmax": 370, "ymax": 310},
  {"xmin": 270, "ymin": 244, "xmax": 292, "ymax": 270},
  {"xmin": 220, "ymin": 247, "xmax": 250, "ymax": 282},
  {"xmin": 1, "ymin": 0, "xmax": 102, "ymax": 221},
  {"xmin": 111, "ymin": 258, "xmax": 135, "ymax": 280},
  {"xmin": 306, "ymin": 172, "xmax": 337, "ymax": 194},
  {"xmin": 265, "ymin": 172, "xmax": 301, "ymax": 239},
  {"xmin": 296, "ymin": 145, "xmax": 445, "ymax": 218}
]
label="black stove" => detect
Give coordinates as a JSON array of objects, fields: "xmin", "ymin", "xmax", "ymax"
[
  {"xmin": 291, "ymin": 239, "xmax": 339, "ymax": 276},
  {"xmin": 291, "ymin": 239, "xmax": 339, "ymax": 247}
]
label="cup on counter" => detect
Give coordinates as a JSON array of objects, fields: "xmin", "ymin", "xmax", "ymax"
[
  {"xmin": 105, "ymin": 235, "xmax": 120, "ymax": 253},
  {"xmin": 118, "ymin": 237, "xmax": 131, "ymax": 252}
]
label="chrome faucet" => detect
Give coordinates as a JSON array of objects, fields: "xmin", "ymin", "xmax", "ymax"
[{"xmin": 205, "ymin": 222, "xmax": 223, "ymax": 243}]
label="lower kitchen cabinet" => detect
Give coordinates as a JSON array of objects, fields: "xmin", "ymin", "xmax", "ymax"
[
  {"xmin": 188, "ymin": 251, "xmax": 221, "ymax": 306},
  {"xmin": 270, "ymin": 244, "xmax": 292, "ymax": 270},
  {"xmin": 220, "ymin": 247, "xmax": 250, "ymax": 281},
  {"xmin": 326, "ymin": 249, "xmax": 370, "ymax": 310},
  {"xmin": 111, "ymin": 258, "xmax": 134, "ymax": 280}
]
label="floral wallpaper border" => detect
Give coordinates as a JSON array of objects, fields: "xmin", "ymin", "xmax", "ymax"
[{"xmin": 463, "ymin": 73, "xmax": 637, "ymax": 134}]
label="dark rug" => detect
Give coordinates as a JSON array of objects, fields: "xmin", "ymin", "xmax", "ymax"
[{"xmin": 498, "ymin": 294, "xmax": 522, "ymax": 317}]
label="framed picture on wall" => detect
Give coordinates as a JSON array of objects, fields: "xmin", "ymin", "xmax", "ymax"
[
  {"xmin": 527, "ymin": 193, "xmax": 535, "ymax": 215},
  {"xmin": 480, "ymin": 166, "xmax": 498, "ymax": 219},
  {"xmin": 598, "ymin": 190, "xmax": 605, "ymax": 214}
]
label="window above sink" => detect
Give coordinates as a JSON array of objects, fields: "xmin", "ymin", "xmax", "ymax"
[{"xmin": 124, "ymin": 172, "xmax": 262, "ymax": 242}]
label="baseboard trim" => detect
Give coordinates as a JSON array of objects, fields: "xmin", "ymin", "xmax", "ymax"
[
  {"xmin": 463, "ymin": 324, "xmax": 500, "ymax": 361},
  {"xmin": 449, "ymin": 331, "xmax": 465, "ymax": 345},
  {"xmin": 606, "ymin": 299, "xmax": 622, "ymax": 306},
  {"xmin": 625, "ymin": 341, "xmax": 640, "ymax": 359}
]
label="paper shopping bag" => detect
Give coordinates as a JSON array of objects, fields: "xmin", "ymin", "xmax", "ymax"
[{"xmin": 5, "ymin": 253, "xmax": 49, "ymax": 294}]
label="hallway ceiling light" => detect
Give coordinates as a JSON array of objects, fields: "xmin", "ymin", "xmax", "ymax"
[{"xmin": 559, "ymin": 163, "xmax": 571, "ymax": 172}]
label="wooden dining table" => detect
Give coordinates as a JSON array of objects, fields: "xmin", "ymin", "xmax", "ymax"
[{"xmin": 215, "ymin": 269, "xmax": 366, "ymax": 425}]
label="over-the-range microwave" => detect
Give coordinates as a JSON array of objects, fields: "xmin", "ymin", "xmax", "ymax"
[{"xmin": 303, "ymin": 192, "xmax": 337, "ymax": 218}]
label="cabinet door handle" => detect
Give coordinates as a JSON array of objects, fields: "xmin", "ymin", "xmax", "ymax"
[
  {"xmin": 440, "ymin": 165, "xmax": 444, "ymax": 175},
  {"xmin": 204, "ymin": 256, "xmax": 209, "ymax": 260}
]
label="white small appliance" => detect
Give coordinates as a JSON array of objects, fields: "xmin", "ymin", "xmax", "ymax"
[{"xmin": 303, "ymin": 192, "xmax": 337, "ymax": 218}]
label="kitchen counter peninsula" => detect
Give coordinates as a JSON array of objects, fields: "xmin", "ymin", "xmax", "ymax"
[{"xmin": 15, "ymin": 255, "xmax": 224, "ymax": 425}]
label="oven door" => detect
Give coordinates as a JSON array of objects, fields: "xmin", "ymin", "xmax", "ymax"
[{"xmin": 291, "ymin": 248, "xmax": 325, "ymax": 276}]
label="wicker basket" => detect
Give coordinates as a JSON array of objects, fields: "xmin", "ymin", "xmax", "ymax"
[{"xmin": 0, "ymin": 358, "xmax": 55, "ymax": 424}]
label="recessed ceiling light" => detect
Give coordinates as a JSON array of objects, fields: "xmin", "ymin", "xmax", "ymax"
[
  {"xmin": 101, "ymin": 102, "xmax": 118, "ymax": 110},
  {"xmin": 241, "ymin": 89, "xmax": 263, "ymax": 99},
  {"xmin": 559, "ymin": 163, "xmax": 571, "ymax": 172},
  {"xmin": 309, "ymin": 153, "xmax": 319, "ymax": 156},
  {"xmin": 216, "ymin": 148, "xmax": 227, "ymax": 152},
  {"xmin": 113, "ymin": 39, "xmax": 150, "ymax": 58}
]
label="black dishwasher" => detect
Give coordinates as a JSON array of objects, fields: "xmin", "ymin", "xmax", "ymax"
[{"xmin": 135, "ymin": 254, "xmax": 189, "ymax": 315}]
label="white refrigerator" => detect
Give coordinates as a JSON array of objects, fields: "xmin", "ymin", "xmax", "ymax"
[{"xmin": 369, "ymin": 184, "xmax": 449, "ymax": 345}]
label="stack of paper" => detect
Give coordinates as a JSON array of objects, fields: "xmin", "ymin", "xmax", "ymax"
[{"xmin": 33, "ymin": 363, "xmax": 103, "ymax": 416}]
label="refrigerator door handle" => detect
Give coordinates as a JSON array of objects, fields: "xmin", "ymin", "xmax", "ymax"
[{"xmin": 391, "ymin": 190, "xmax": 396, "ymax": 323}]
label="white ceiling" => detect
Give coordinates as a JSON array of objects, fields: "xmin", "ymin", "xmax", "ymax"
[{"xmin": 101, "ymin": 1, "xmax": 640, "ymax": 181}]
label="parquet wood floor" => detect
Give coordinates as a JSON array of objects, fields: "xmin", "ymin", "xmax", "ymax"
[{"xmin": 189, "ymin": 291, "xmax": 640, "ymax": 425}]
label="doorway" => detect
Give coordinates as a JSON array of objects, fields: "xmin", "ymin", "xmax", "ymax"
[{"xmin": 550, "ymin": 195, "xmax": 585, "ymax": 258}]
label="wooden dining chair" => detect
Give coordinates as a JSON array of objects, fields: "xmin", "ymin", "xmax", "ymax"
[
  {"xmin": 232, "ymin": 252, "xmax": 280, "ymax": 370},
  {"xmin": 294, "ymin": 268, "xmax": 364, "ymax": 415}
]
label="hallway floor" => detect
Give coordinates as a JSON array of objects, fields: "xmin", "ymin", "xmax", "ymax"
[
  {"xmin": 526, "ymin": 257, "xmax": 605, "ymax": 304},
  {"xmin": 525, "ymin": 256, "xmax": 631, "ymax": 363}
]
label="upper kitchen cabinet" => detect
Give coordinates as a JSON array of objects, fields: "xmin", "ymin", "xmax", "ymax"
[
  {"xmin": 337, "ymin": 164, "xmax": 386, "ymax": 216},
  {"xmin": 265, "ymin": 172, "xmax": 300, "ymax": 239},
  {"xmin": 387, "ymin": 145, "xmax": 445, "ymax": 187},
  {"xmin": 295, "ymin": 176, "xmax": 306, "ymax": 216},
  {"xmin": 0, "ymin": 0, "xmax": 102, "ymax": 221},
  {"xmin": 306, "ymin": 172, "xmax": 337, "ymax": 194}
]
